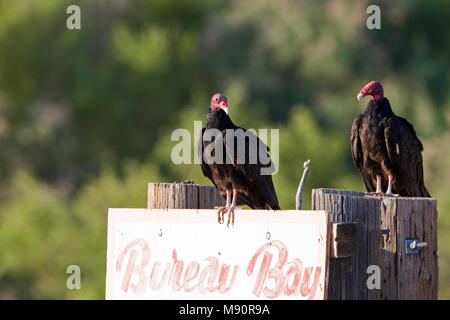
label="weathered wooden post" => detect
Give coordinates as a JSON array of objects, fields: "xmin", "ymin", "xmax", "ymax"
[
  {"xmin": 312, "ymin": 188, "xmax": 438, "ymax": 300},
  {"xmin": 147, "ymin": 180, "xmax": 225, "ymax": 209}
]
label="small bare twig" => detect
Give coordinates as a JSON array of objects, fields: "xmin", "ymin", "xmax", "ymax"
[{"xmin": 296, "ymin": 160, "xmax": 311, "ymax": 210}]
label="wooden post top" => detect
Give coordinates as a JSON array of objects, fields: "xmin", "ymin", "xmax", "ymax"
[
  {"xmin": 147, "ymin": 181, "xmax": 226, "ymax": 209},
  {"xmin": 313, "ymin": 188, "xmax": 437, "ymax": 202}
]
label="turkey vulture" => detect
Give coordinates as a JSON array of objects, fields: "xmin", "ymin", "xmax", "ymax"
[
  {"xmin": 198, "ymin": 93, "xmax": 280, "ymax": 226},
  {"xmin": 351, "ymin": 81, "xmax": 430, "ymax": 197}
]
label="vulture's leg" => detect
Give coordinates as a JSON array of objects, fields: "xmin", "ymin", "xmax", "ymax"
[
  {"xmin": 376, "ymin": 175, "xmax": 382, "ymax": 193},
  {"xmin": 385, "ymin": 175, "xmax": 398, "ymax": 196},
  {"xmin": 386, "ymin": 175, "xmax": 393, "ymax": 195},
  {"xmin": 226, "ymin": 189, "xmax": 238, "ymax": 227},
  {"xmin": 365, "ymin": 175, "xmax": 384, "ymax": 196},
  {"xmin": 217, "ymin": 190, "xmax": 231, "ymax": 224}
]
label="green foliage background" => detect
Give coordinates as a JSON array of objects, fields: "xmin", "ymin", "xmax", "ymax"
[{"xmin": 0, "ymin": 0, "xmax": 449, "ymax": 299}]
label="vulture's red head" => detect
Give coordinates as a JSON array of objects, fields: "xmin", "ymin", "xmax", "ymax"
[
  {"xmin": 357, "ymin": 81, "xmax": 384, "ymax": 102},
  {"xmin": 210, "ymin": 93, "xmax": 228, "ymax": 115}
]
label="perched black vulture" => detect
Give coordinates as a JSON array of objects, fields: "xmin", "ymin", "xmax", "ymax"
[
  {"xmin": 198, "ymin": 94, "xmax": 280, "ymax": 226},
  {"xmin": 351, "ymin": 81, "xmax": 430, "ymax": 197}
]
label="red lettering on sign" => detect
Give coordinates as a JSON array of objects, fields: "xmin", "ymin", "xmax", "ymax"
[
  {"xmin": 197, "ymin": 257, "xmax": 219, "ymax": 294},
  {"xmin": 283, "ymin": 258, "xmax": 303, "ymax": 296},
  {"xmin": 115, "ymin": 240, "xmax": 239, "ymax": 295},
  {"xmin": 183, "ymin": 261, "xmax": 200, "ymax": 292},
  {"xmin": 218, "ymin": 263, "xmax": 239, "ymax": 294},
  {"xmin": 149, "ymin": 261, "xmax": 171, "ymax": 291},
  {"xmin": 247, "ymin": 241, "xmax": 322, "ymax": 299},
  {"xmin": 115, "ymin": 239, "xmax": 321, "ymax": 298},
  {"xmin": 115, "ymin": 238, "xmax": 150, "ymax": 295},
  {"xmin": 300, "ymin": 266, "xmax": 322, "ymax": 300}
]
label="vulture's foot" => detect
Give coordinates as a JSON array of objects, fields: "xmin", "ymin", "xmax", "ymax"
[
  {"xmin": 226, "ymin": 206, "xmax": 236, "ymax": 228},
  {"xmin": 385, "ymin": 176, "xmax": 398, "ymax": 197},
  {"xmin": 216, "ymin": 189, "xmax": 237, "ymax": 227},
  {"xmin": 216, "ymin": 206, "xmax": 229, "ymax": 224},
  {"xmin": 365, "ymin": 192, "xmax": 399, "ymax": 197},
  {"xmin": 364, "ymin": 192, "xmax": 385, "ymax": 197},
  {"xmin": 217, "ymin": 189, "xmax": 233, "ymax": 224},
  {"xmin": 384, "ymin": 192, "xmax": 400, "ymax": 197}
]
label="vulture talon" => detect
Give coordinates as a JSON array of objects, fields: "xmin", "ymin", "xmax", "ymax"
[
  {"xmin": 217, "ymin": 206, "xmax": 228, "ymax": 224},
  {"xmin": 364, "ymin": 192, "xmax": 384, "ymax": 197},
  {"xmin": 226, "ymin": 207, "xmax": 236, "ymax": 228},
  {"xmin": 384, "ymin": 193, "xmax": 400, "ymax": 197},
  {"xmin": 221, "ymin": 208, "xmax": 228, "ymax": 223}
]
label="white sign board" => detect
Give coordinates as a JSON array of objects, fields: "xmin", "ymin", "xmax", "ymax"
[{"xmin": 106, "ymin": 209, "xmax": 330, "ymax": 300}]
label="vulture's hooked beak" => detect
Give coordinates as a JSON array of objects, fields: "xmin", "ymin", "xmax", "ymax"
[
  {"xmin": 357, "ymin": 92, "xmax": 364, "ymax": 101},
  {"xmin": 219, "ymin": 101, "xmax": 229, "ymax": 114},
  {"xmin": 221, "ymin": 106, "xmax": 229, "ymax": 115}
]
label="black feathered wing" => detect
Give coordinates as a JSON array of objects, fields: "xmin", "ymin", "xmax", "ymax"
[
  {"xmin": 198, "ymin": 128, "xmax": 217, "ymax": 188},
  {"xmin": 384, "ymin": 117, "xmax": 430, "ymax": 197},
  {"xmin": 350, "ymin": 115, "xmax": 376, "ymax": 192},
  {"xmin": 198, "ymin": 127, "xmax": 247, "ymax": 206},
  {"xmin": 222, "ymin": 128, "xmax": 280, "ymax": 209}
]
